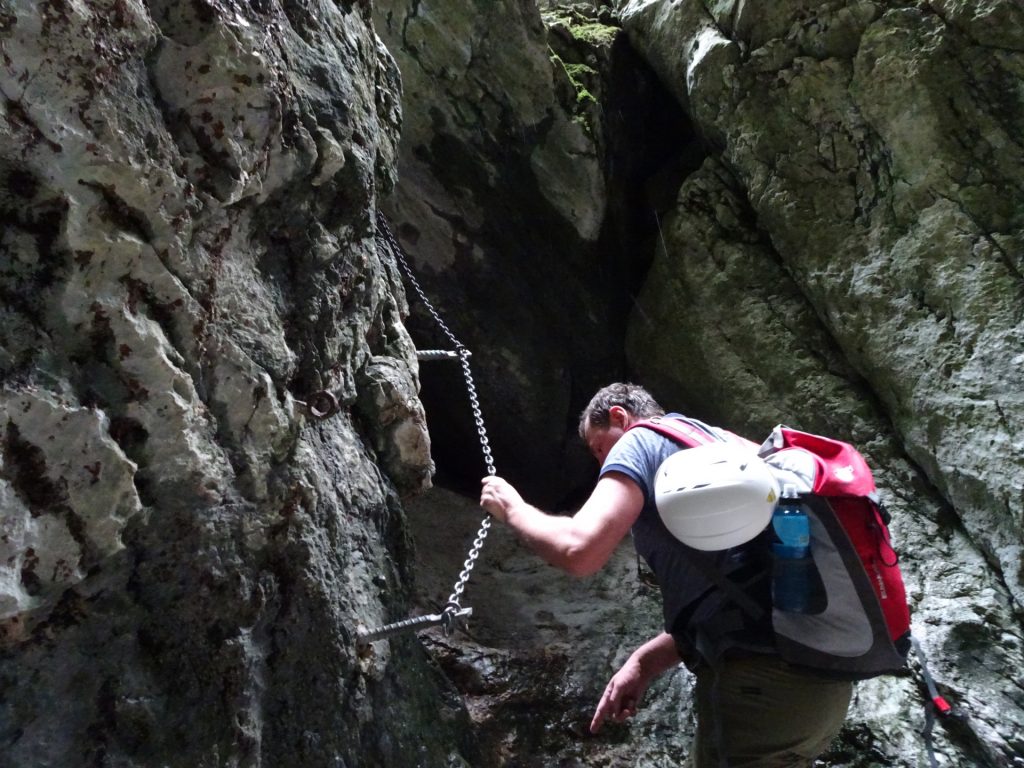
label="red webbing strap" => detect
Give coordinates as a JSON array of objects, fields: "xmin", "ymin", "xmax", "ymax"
[
  {"xmin": 628, "ymin": 416, "xmax": 720, "ymax": 448},
  {"xmin": 913, "ymin": 640, "xmax": 951, "ymax": 713}
]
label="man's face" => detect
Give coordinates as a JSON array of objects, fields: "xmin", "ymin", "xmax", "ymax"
[{"xmin": 584, "ymin": 407, "xmax": 630, "ymax": 464}]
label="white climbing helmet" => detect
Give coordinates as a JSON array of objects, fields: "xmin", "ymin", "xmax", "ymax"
[{"xmin": 654, "ymin": 443, "xmax": 780, "ymax": 551}]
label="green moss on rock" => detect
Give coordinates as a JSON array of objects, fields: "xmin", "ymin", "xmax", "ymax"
[
  {"xmin": 568, "ymin": 21, "xmax": 619, "ymax": 46},
  {"xmin": 541, "ymin": 7, "xmax": 621, "ymax": 48},
  {"xmin": 562, "ymin": 61, "xmax": 598, "ymax": 105}
]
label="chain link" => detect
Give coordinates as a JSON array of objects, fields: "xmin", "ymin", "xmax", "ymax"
[
  {"xmin": 379, "ymin": 217, "xmax": 462, "ymax": 351},
  {"xmin": 377, "ymin": 215, "xmax": 495, "ymax": 620}
]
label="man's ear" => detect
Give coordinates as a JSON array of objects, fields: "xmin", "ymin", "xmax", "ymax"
[{"xmin": 608, "ymin": 405, "xmax": 628, "ymax": 428}]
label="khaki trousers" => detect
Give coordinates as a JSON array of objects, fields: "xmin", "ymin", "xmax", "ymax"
[{"xmin": 687, "ymin": 655, "xmax": 853, "ymax": 768}]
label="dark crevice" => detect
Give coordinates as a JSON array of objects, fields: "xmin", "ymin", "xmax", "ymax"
[
  {"xmin": 146, "ymin": 0, "xmax": 218, "ymax": 47},
  {"xmin": 1, "ymin": 422, "xmax": 68, "ymax": 515},
  {"xmin": 399, "ymin": 25, "xmax": 701, "ymax": 508},
  {"xmin": 0, "ymin": 420, "xmax": 100, "ymax": 566},
  {"xmin": 76, "ymin": 180, "xmax": 153, "ymax": 243}
]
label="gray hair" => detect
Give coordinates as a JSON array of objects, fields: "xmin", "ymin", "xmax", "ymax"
[{"xmin": 578, "ymin": 382, "xmax": 664, "ymax": 438}]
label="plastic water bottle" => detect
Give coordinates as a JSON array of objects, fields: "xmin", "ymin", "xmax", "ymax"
[{"xmin": 772, "ymin": 484, "xmax": 813, "ymax": 613}]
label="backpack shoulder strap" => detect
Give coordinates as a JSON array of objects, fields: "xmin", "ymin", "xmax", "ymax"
[{"xmin": 628, "ymin": 416, "xmax": 723, "ymax": 448}]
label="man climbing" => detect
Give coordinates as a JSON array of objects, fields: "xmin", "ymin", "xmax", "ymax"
[{"xmin": 479, "ymin": 382, "xmax": 852, "ymax": 767}]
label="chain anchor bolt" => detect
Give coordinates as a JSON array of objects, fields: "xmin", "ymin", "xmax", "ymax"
[
  {"xmin": 300, "ymin": 390, "xmax": 340, "ymax": 420},
  {"xmin": 356, "ymin": 605, "xmax": 473, "ymax": 646},
  {"xmin": 416, "ymin": 349, "xmax": 470, "ymax": 362}
]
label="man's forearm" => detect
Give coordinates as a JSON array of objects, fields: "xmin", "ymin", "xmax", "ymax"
[
  {"xmin": 480, "ymin": 474, "xmax": 643, "ymax": 577},
  {"xmin": 504, "ymin": 502, "xmax": 587, "ymax": 575},
  {"xmin": 632, "ymin": 632, "xmax": 682, "ymax": 682}
]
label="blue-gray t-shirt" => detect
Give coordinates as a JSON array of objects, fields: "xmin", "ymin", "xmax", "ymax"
[{"xmin": 601, "ymin": 416, "xmax": 771, "ymax": 648}]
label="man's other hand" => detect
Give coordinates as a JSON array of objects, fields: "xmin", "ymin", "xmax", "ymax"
[{"xmin": 590, "ymin": 657, "xmax": 647, "ymax": 733}]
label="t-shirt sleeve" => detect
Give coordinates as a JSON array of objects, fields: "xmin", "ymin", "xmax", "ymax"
[{"xmin": 599, "ymin": 430, "xmax": 660, "ymax": 507}]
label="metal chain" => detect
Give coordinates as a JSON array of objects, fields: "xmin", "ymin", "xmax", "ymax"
[
  {"xmin": 379, "ymin": 217, "xmax": 462, "ymax": 352},
  {"xmin": 376, "ymin": 214, "xmax": 495, "ymax": 624},
  {"xmin": 454, "ymin": 349, "xmax": 495, "ymax": 477}
]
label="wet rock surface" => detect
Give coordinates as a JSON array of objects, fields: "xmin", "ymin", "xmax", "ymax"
[{"xmin": 406, "ymin": 486, "xmax": 691, "ymax": 768}]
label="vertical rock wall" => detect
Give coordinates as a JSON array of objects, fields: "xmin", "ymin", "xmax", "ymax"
[
  {"xmin": 373, "ymin": 0, "xmax": 690, "ymax": 507},
  {"xmin": 1, "ymin": 1, "xmax": 471, "ymax": 766},
  {"xmin": 373, "ymin": 0, "xmax": 1024, "ymax": 766},
  {"xmin": 620, "ymin": 0, "xmax": 1024, "ymax": 764}
]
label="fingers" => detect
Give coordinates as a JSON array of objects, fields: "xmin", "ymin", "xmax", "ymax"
[
  {"xmin": 480, "ymin": 477, "xmax": 528, "ymax": 525},
  {"xmin": 618, "ymin": 698, "xmax": 637, "ymax": 721},
  {"xmin": 479, "ymin": 476, "xmax": 508, "ymax": 521},
  {"xmin": 589, "ymin": 687, "xmax": 613, "ymax": 733},
  {"xmin": 591, "ymin": 677, "xmax": 622, "ymax": 733},
  {"xmin": 479, "ymin": 476, "xmax": 500, "ymax": 501},
  {"xmin": 590, "ymin": 682, "xmax": 638, "ymax": 734}
]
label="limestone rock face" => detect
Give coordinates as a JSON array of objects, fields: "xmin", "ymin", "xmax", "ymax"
[
  {"xmin": 619, "ymin": 0, "xmax": 1024, "ymax": 764},
  {"xmin": 0, "ymin": 1, "xmax": 466, "ymax": 766}
]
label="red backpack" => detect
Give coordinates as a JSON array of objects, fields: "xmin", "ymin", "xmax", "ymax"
[
  {"xmin": 631, "ymin": 417, "xmax": 912, "ymax": 679},
  {"xmin": 757, "ymin": 426, "xmax": 911, "ymax": 677}
]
